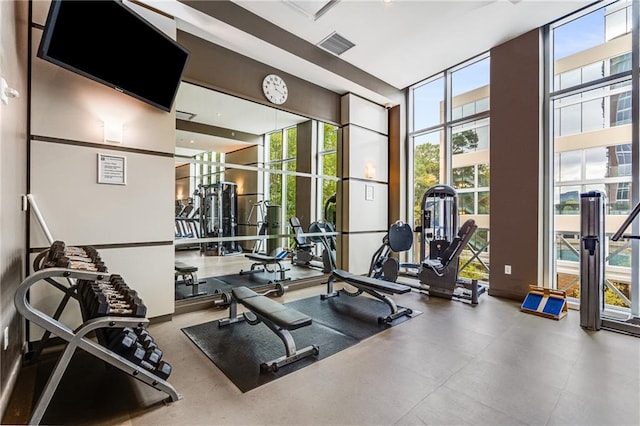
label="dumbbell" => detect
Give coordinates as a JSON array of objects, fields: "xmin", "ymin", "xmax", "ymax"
[
  {"xmin": 48, "ymin": 245, "xmax": 102, "ymax": 264},
  {"xmin": 107, "ymin": 328, "xmax": 163, "ymax": 366},
  {"xmin": 152, "ymin": 361, "xmax": 172, "ymax": 380},
  {"xmin": 85, "ymin": 292, "xmax": 147, "ymax": 318},
  {"xmin": 81, "ymin": 278, "xmax": 147, "ymax": 318},
  {"xmin": 133, "ymin": 327, "xmax": 159, "ymax": 351},
  {"xmin": 53, "ymin": 256, "xmax": 108, "ymax": 272}
]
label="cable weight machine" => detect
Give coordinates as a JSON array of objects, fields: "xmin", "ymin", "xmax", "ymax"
[
  {"xmin": 580, "ymin": 191, "xmax": 640, "ymax": 336},
  {"xmin": 196, "ymin": 182, "xmax": 242, "ymax": 256}
]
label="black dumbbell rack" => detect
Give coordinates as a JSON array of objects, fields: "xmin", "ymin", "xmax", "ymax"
[{"xmin": 14, "ymin": 243, "xmax": 182, "ymax": 425}]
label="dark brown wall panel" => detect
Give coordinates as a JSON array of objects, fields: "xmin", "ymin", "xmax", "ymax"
[
  {"xmin": 489, "ymin": 29, "xmax": 541, "ymax": 300},
  {"xmin": 178, "ymin": 31, "xmax": 341, "ymax": 125},
  {"xmin": 388, "ymin": 105, "xmax": 401, "ymax": 225}
]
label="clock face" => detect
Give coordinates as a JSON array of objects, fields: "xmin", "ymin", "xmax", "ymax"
[{"xmin": 262, "ymin": 74, "xmax": 288, "ymax": 105}]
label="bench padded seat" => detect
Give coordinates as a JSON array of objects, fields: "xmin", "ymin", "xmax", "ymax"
[
  {"xmin": 175, "ymin": 261, "xmax": 198, "ymax": 274},
  {"xmin": 245, "ymin": 253, "xmax": 280, "ymax": 263},
  {"xmin": 333, "ymin": 269, "xmax": 411, "ymax": 294},
  {"xmin": 232, "ymin": 286, "xmax": 311, "ymax": 330}
]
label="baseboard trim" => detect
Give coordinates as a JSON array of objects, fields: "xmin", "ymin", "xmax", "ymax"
[{"xmin": 0, "ymin": 353, "xmax": 24, "ymax": 420}]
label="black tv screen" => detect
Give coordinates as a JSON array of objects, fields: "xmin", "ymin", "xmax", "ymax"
[{"xmin": 38, "ymin": 0, "xmax": 189, "ymax": 112}]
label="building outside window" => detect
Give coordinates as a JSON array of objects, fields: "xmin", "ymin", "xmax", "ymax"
[
  {"xmin": 409, "ymin": 54, "xmax": 490, "ymax": 282},
  {"xmin": 549, "ymin": 0, "xmax": 635, "ymax": 313},
  {"xmin": 318, "ymin": 122, "xmax": 338, "ymax": 225}
]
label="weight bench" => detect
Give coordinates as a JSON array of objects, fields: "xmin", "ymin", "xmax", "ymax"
[
  {"xmin": 323, "ymin": 269, "xmax": 413, "ymax": 324},
  {"xmin": 218, "ymin": 286, "xmax": 319, "ymax": 372},
  {"xmin": 175, "ymin": 261, "xmax": 206, "ymax": 298},
  {"xmin": 240, "ymin": 253, "xmax": 290, "ymax": 282}
]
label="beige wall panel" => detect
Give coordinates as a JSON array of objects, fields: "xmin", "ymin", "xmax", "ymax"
[
  {"xmin": 98, "ymin": 245, "xmax": 175, "ymax": 318},
  {"xmin": 344, "ymin": 180, "xmax": 388, "ymax": 232},
  {"xmin": 342, "ymin": 232, "xmax": 386, "ymax": 275},
  {"xmin": 340, "ymin": 94, "xmax": 388, "ymax": 134},
  {"xmin": 30, "ymin": 141, "xmax": 174, "ymax": 247},
  {"xmin": 556, "ymin": 34, "xmax": 630, "ymax": 74},
  {"xmin": 344, "ymin": 125, "xmax": 389, "ymax": 182},
  {"xmin": 451, "ymin": 150, "xmax": 490, "ymax": 168},
  {"xmin": 555, "ymin": 125, "xmax": 631, "ymax": 152},
  {"xmin": 30, "ymin": 30, "xmax": 176, "ymax": 154}
]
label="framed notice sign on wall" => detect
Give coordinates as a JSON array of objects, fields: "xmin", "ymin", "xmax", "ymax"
[{"xmin": 97, "ymin": 153, "xmax": 127, "ymax": 185}]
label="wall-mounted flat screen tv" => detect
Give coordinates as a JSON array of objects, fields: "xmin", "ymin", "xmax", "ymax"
[{"xmin": 38, "ymin": 0, "xmax": 190, "ymax": 112}]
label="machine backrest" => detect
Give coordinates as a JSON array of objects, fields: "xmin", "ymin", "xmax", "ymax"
[
  {"xmin": 289, "ymin": 217, "xmax": 307, "ymax": 246},
  {"xmin": 388, "ymin": 221, "xmax": 413, "ymax": 252},
  {"xmin": 439, "ymin": 219, "xmax": 477, "ymax": 267},
  {"xmin": 308, "ymin": 221, "xmax": 336, "ymax": 248}
]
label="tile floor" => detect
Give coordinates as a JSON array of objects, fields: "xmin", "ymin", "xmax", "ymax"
[{"xmin": 4, "ymin": 281, "xmax": 640, "ymax": 425}]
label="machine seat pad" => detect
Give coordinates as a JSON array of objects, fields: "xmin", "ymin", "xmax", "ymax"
[
  {"xmin": 232, "ymin": 286, "xmax": 311, "ymax": 330},
  {"xmin": 175, "ymin": 261, "xmax": 198, "ymax": 273},
  {"xmin": 245, "ymin": 253, "xmax": 282, "ymax": 264},
  {"xmin": 421, "ymin": 258, "xmax": 444, "ymax": 269},
  {"xmin": 332, "ymin": 269, "xmax": 411, "ymax": 294}
]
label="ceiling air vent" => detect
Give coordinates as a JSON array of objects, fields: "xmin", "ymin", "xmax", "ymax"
[
  {"xmin": 318, "ymin": 32, "xmax": 355, "ymax": 56},
  {"xmin": 176, "ymin": 110, "xmax": 197, "ymax": 121}
]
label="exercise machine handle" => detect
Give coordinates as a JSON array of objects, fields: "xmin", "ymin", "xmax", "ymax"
[{"xmin": 581, "ymin": 235, "xmax": 599, "ymax": 256}]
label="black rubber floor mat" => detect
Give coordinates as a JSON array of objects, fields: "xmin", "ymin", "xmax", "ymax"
[{"xmin": 182, "ymin": 294, "xmax": 420, "ymax": 392}]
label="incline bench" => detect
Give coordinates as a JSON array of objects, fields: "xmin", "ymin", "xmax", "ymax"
[
  {"xmin": 218, "ymin": 286, "xmax": 319, "ymax": 372},
  {"xmin": 240, "ymin": 253, "xmax": 290, "ymax": 283},
  {"xmin": 324, "ymin": 269, "xmax": 413, "ymax": 324}
]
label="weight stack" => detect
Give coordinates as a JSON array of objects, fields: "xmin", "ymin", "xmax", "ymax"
[{"xmin": 266, "ymin": 204, "xmax": 282, "ymax": 256}]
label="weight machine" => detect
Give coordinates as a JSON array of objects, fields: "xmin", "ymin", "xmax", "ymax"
[
  {"xmin": 196, "ymin": 182, "xmax": 242, "ymax": 256},
  {"xmin": 367, "ymin": 184, "xmax": 485, "ymax": 303},
  {"xmin": 580, "ymin": 191, "xmax": 640, "ymax": 336},
  {"xmin": 289, "ymin": 217, "xmax": 336, "ymax": 273},
  {"xmin": 246, "ymin": 200, "xmax": 269, "ymax": 253}
]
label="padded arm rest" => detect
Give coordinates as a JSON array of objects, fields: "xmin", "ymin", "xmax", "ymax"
[
  {"xmin": 332, "ymin": 269, "xmax": 411, "ymax": 294},
  {"xmin": 232, "ymin": 286, "xmax": 311, "ymax": 330}
]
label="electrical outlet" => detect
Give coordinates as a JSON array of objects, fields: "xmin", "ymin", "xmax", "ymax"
[
  {"xmin": 3, "ymin": 327, "xmax": 8, "ymax": 350},
  {"xmin": 505, "ymin": 265, "xmax": 512, "ymax": 275}
]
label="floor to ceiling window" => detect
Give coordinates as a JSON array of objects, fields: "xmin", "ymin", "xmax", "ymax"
[
  {"xmin": 409, "ymin": 54, "xmax": 491, "ymax": 282},
  {"xmin": 317, "ymin": 122, "xmax": 338, "ymax": 225},
  {"xmin": 548, "ymin": 0, "xmax": 637, "ymax": 315}
]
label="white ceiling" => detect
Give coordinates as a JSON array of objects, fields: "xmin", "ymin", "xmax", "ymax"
[
  {"xmin": 140, "ymin": 0, "xmax": 594, "ymax": 153},
  {"xmin": 231, "ymin": 0, "xmax": 593, "ymax": 89}
]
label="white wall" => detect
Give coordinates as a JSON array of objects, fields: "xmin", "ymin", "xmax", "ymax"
[
  {"xmin": 339, "ymin": 94, "xmax": 389, "ymax": 274},
  {"xmin": 0, "ymin": 0, "xmax": 29, "ymax": 417}
]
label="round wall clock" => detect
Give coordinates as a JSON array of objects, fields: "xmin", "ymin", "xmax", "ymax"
[{"xmin": 262, "ymin": 74, "xmax": 288, "ymax": 105}]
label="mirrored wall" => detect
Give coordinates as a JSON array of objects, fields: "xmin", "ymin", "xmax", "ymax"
[{"xmin": 173, "ymin": 82, "xmax": 339, "ymax": 302}]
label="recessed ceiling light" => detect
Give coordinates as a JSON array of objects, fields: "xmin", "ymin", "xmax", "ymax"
[
  {"xmin": 176, "ymin": 110, "xmax": 197, "ymax": 121},
  {"xmin": 283, "ymin": 0, "xmax": 339, "ymax": 21}
]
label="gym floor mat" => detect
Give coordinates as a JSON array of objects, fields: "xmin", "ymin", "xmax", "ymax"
[{"xmin": 181, "ymin": 294, "xmax": 421, "ymax": 392}]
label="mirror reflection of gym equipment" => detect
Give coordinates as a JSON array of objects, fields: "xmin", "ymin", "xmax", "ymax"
[
  {"xmin": 196, "ymin": 182, "xmax": 242, "ymax": 257},
  {"xmin": 173, "ymin": 86, "xmax": 339, "ymax": 304},
  {"xmin": 289, "ymin": 217, "xmax": 336, "ymax": 273}
]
